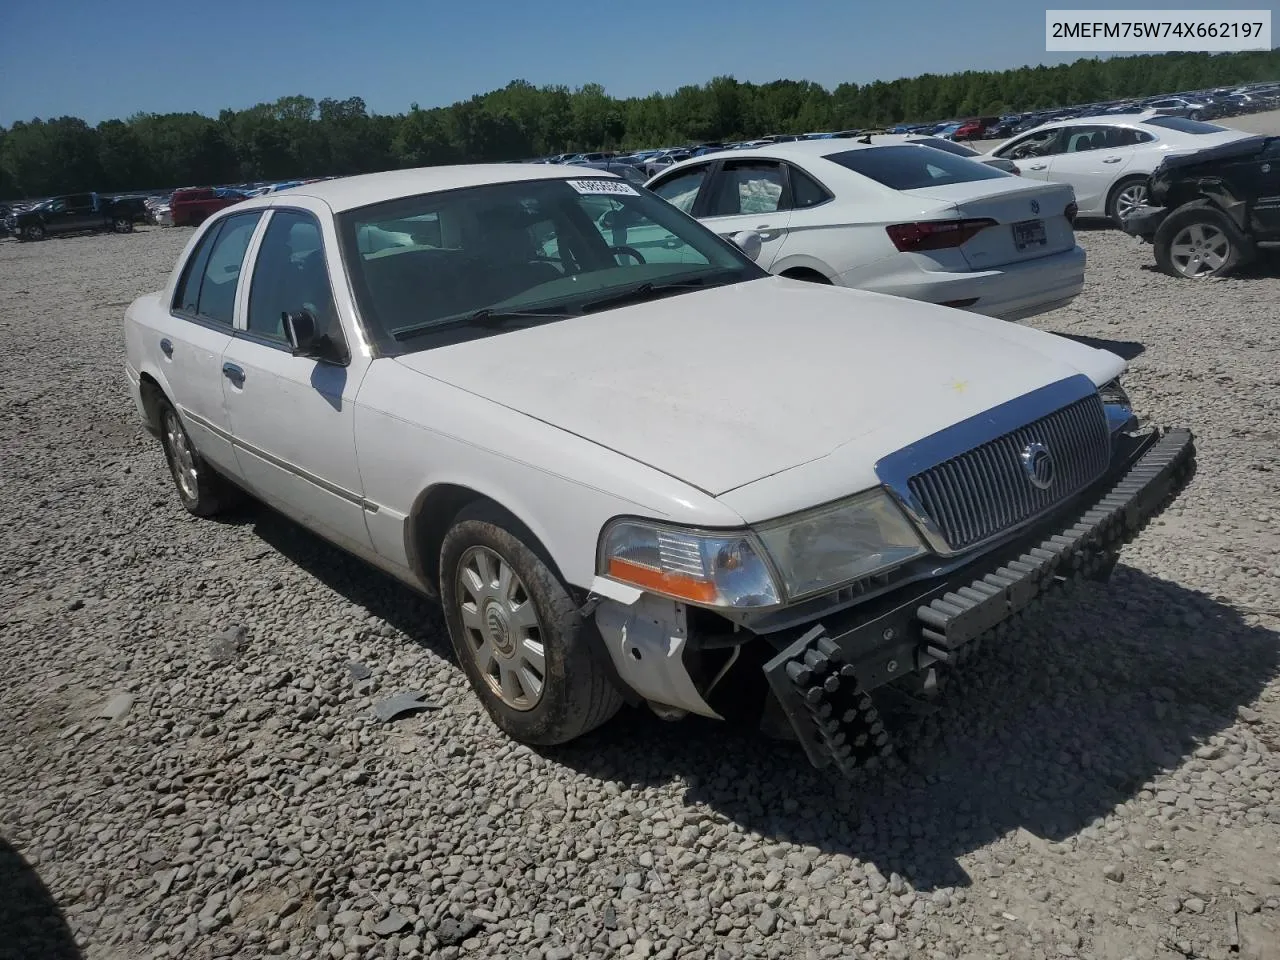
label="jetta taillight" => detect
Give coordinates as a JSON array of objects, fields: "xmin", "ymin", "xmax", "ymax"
[
  {"xmin": 1065, "ymin": 201, "xmax": 1078, "ymax": 225},
  {"xmin": 885, "ymin": 218, "xmax": 997, "ymax": 252}
]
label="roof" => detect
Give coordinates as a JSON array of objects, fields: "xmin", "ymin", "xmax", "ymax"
[{"xmin": 248, "ymin": 163, "xmax": 601, "ymax": 213}]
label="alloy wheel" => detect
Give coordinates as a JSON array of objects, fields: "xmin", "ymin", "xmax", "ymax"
[
  {"xmin": 1169, "ymin": 223, "xmax": 1230, "ymax": 278},
  {"xmin": 1114, "ymin": 183, "xmax": 1148, "ymax": 221},
  {"xmin": 455, "ymin": 545, "xmax": 547, "ymax": 711},
  {"xmin": 163, "ymin": 408, "xmax": 199, "ymax": 501}
]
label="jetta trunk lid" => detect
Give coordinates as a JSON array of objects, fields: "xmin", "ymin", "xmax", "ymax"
[
  {"xmin": 901, "ymin": 180, "xmax": 1078, "ymax": 269},
  {"xmin": 393, "ymin": 277, "xmax": 1124, "ymax": 500}
]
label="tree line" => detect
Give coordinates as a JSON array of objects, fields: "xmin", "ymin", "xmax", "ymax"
[{"xmin": 2, "ymin": 49, "xmax": 1278, "ymax": 200}]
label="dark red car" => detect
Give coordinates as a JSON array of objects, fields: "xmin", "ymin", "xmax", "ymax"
[
  {"xmin": 169, "ymin": 187, "xmax": 246, "ymax": 227},
  {"xmin": 953, "ymin": 117, "xmax": 1000, "ymax": 141}
]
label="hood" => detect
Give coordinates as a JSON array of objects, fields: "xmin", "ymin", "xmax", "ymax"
[
  {"xmin": 1158, "ymin": 134, "xmax": 1268, "ymax": 172},
  {"xmin": 393, "ymin": 277, "xmax": 1125, "ymax": 499}
]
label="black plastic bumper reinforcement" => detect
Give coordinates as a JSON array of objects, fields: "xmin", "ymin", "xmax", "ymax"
[{"xmin": 762, "ymin": 426, "xmax": 1196, "ymax": 777}]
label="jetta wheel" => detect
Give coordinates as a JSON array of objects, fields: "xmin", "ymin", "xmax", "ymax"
[
  {"xmin": 439, "ymin": 502, "xmax": 622, "ymax": 745},
  {"xmin": 1153, "ymin": 201, "xmax": 1250, "ymax": 280},
  {"xmin": 157, "ymin": 400, "xmax": 240, "ymax": 517}
]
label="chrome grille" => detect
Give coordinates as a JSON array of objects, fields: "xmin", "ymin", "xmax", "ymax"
[{"xmin": 906, "ymin": 394, "xmax": 1110, "ymax": 552}]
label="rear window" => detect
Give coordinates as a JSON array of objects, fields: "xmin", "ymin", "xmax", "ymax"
[
  {"xmin": 824, "ymin": 146, "xmax": 1008, "ymax": 190},
  {"xmin": 910, "ymin": 138, "xmax": 980, "ymax": 157},
  {"xmin": 1142, "ymin": 117, "xmax": 1227, "ymax": 135}
]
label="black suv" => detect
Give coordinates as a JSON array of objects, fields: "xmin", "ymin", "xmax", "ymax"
[
  {"xmin": 6, "ymin": 192, "xmax": 147, "ymax": 241},
  {"xmin": 1123, "ymin": 135, "xmax": 1280, "ymax": 279}
]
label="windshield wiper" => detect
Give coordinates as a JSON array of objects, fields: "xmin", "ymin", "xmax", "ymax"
[
  {"xmin": 581, "ymin": 277, "xmax": 711, "ymax": 314},
  {"xmin": 392, "ymin": 307, "xmax": 576, "ymax": 341}
]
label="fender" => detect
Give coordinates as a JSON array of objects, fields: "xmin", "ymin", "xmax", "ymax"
[{"xmin": 770, "ymin": 251, "xmax": 839, "ymax": 281}]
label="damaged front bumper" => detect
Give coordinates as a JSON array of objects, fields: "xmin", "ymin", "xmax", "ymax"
[
  {"xmin": 761, "ymin": 425, "xmax": 1196, "ymax": 776},
  {"xmin": 1121, "ymin": 204, "xmax": 1170, "ymax": 241}
]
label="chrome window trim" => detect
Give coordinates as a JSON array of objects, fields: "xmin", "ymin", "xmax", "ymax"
[{"xmin": 875, "ymin": 374, "xmax": 1101, "ymax": 557}]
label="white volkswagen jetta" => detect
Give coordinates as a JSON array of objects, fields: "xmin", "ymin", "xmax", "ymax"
[
  {"xmin": 984, "ymin": 112, "xmax": 1255, "ymax": 225},
  {"xmin": 124, "ymin": 165, "xmax": 1194, "ymax": 775},
  {"xmin": 643, "ymin": 139, "xmax": 1085, "ymax": 321}
]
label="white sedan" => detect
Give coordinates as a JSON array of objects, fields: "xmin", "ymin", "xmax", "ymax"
[
  {"xmin": 124, "ymin": 164, "xmax": 1194, "ymax": 773},
  {"xmin": 644, "ymin": 139, "xmax": 1085, "ymax": 322},
  {"xmin": 984, "ymin": 111, "xmax": 1254, "ymax": 225}
]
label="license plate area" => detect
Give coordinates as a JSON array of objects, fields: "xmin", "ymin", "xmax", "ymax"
[{"xmin": 1013, "ymin": 218, "xmax": 1047, "ymax": 250}]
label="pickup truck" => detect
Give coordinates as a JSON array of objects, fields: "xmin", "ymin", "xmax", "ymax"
[{"xmin": 6, "ymin": 192, "xmax": 146, "ymax": 241}]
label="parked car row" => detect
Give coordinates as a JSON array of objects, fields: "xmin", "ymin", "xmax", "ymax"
[{"xmin": 123, "ymin": 162, "xmax": 1195, "ymax": 774}]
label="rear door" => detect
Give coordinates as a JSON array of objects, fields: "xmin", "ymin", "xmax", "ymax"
[
  {"xmin": 1250, "ymin": 139, "xmax": 1280, "ymax": 234},
  {"xmin": 697, "ymin": 159, "xmax": 793, "ymax": 270},
  {"xmin": 155, "ymin": 210, "xmax": 265, "ymax": 476},
  {"xmin": 1044, "ymin": 125, "xmax": 1138, "ymax": 214}
]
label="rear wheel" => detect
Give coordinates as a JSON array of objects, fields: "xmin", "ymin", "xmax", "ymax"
[
  {"xmin": 113, "ymin": 217, "xmax": 134, "ymax": 233},
  {"xmin": 1153, "ymin": 201, "xmax": 1250, "ymax": 280},
  {"xmin": 157, "ymin": 400, "xmax": 240, "ymax": 517},
  {"xmin": 1107, "ymin": 176, "xmax": 1149, "ymax": 227}
]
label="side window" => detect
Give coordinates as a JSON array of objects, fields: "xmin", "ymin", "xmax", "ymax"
[
  {"xmin": 173, "ymin": 224, "xmax": 221, "ymax": 314},
  {"xmin": 49, "ymin": 199, "xmax": 67, "ymax": 214},
  {"xmin": 788, "ymin": 165, "xmax": 832, "ymax": 209},
  {"xmin": 650, "ymin": 165, "xmax": 710, "ymax": 214},
  {"xmin": 174, "ymin": 212, "xmax": 263, "ymax": 326},
  {"xmin": 1063, "ymin": 127, "xmax": 1107, "ymax": 153},
  {"xmin": 706, "ymin": 161, "xmax": 786, "ymax": 217},
  {"xmin": 247, "ymin": 210, "xmax": 341, "ymax": 347},
  {"xmin": 998, "ymin": 128, "xmax": 1063, "ymax": 160}
]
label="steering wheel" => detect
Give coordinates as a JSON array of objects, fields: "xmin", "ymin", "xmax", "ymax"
[{"xmin": 610, "ymin": 245, "xmax": 646, "ymax": 265}]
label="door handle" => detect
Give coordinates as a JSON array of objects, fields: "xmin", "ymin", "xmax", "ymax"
[
  {"xmin": 222, "ymin": 362, "xmax": 245, "ymax": 386},
  {"xmin": 755, "ymin": 225, "xmax": 779, "ymax": 240},
  {"xmin": 1102, "ymin": 156, "xmax": 1124, "ymax": 163},
  {"xmin": 159, "ymin": 338, "xmax": 173, "ymax": 357},
  {"xmin": 1028, "ymin": 163, "xmax": 1048, "ymax": 170}
]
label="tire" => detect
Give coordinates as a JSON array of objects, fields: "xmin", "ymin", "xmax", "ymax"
[
  {"xmin": 156, "ymin": 399, "xmax": 240, "ymax": 517},
  {"xmin": 1153, "ymin": 200, "xmax": 1251, "ymax": 280},
  {"xmin": 780, "ymin": 268, "xmax": 832, "ymax": 284},
  {"xmin": 1107, "ymin": 175, "xmax": 1150, "ymax": 228},
  {"xmin": 22, "ymin": 224, "xmax": 45, "ymax": 242},
  {"xmin": 113, "ymin": 217, "xmax": 134, "ymax": 234},
  {"xmin": 439, "ymin": 502, "xmax": 623, "ymax": 746}
]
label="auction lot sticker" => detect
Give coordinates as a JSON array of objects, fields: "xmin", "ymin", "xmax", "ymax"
[
  {"xmin": 566, "ymin": 179, "xmax": 639, "ymax": 196},
  {"xmin": 1046, "ymin": 9, "xmax": 1271, "ymax": 51}
]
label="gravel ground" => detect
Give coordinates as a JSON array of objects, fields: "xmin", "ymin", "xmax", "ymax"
[{"xmin": 1, "ymin": 225, "xmax": 1278, "ymax": 960}]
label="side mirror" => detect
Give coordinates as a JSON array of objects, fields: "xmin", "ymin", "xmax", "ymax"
[
  {"xmin": 282, "ymin": 308, "xmax": 320, "ymax": 358},
  {"xmin": 731, "ymin": 230, "xmax": 763, "ymax": 262}
]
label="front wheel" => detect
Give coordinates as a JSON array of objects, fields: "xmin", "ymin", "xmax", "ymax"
[
  {"xmin": 1153, "ymin": 201, "xmax": 1250, "ymax": 280},
  {"xmin": 22, "ymin": 224, "xmax": 45, "ymax": 241},
  {"xmin": 439, "ymin": 503, "xmax": 623, "ymax": 745}
]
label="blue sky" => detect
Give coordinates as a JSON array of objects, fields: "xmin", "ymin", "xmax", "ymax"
[{"xmin": 0, "ymin": 0, "xmax": 1273, "ymax": 125}]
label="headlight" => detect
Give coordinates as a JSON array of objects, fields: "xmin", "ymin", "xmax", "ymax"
[
  {"xmin": 755, "ymin": 490, "xmax": 926, "ymax": 600},
  {"xmin": 598, "ymin": 489, "xmax": 928, "ymax": 609},
  {"xmin": 598, "ymin": 521, "xmax": 782, "ymax": 608}
]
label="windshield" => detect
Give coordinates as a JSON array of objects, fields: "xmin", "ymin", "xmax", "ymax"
[
  {"xmin": 337, "ymin": 176, "xmax": 764, "ymax": 353},
  {"xmin": 824, "ymin": 145, "xmax": 1009, "ymax": 190},
  {"xmin": 1142, "ymin": 116, "xmax": 1228, "ymax": 135}
]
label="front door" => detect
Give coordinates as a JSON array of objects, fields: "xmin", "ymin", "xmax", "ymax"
[
  {"xmin": 219, "ymin": 208, "xmax": 374, "ymax": 553},
  {"xmin": 1252, "ymin": 140, "xmax": 1280, "ymax": 234}
]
